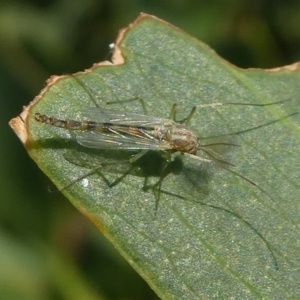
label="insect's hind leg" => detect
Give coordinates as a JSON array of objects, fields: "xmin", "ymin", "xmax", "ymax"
[{"xmin": 59, "ymin": 160, "xmax": 137, "ymax": 193}]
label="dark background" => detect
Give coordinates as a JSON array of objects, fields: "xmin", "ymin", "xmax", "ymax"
[{"xmin": 1, "ymin": 0, "xmax": 300, "ymax": 299}]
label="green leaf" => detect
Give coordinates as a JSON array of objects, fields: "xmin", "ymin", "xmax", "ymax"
[{"xmin": 10, "ymin": 14, "xmax": 300, "ymax": 299}]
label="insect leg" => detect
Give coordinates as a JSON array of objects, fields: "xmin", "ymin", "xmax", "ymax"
[
  {"xmin": 70, "ymin": 74, "xmax": 149, "ymax": 114},
  {"xmin": 183, "ymin": 152, "xmax": 212, "ymax": 163},
  {"xmin": 129, "ymin": 150, "xmax": 149, "ymax": 163},
  {"xmin": 182, "ymin": 152, "xmax": 280, "ymax": 269},
  {"xmin": 69, "ymin": 74, "xmax": 100, "ymax": 107},
  {"xmin": 59, "ymin": 160, "xmax": 136, "ymax": 192},
  {"xmin": 169, "ymin": 104, "xmax": 197, "ymax": 126},
  {"xmin": 106, "ymin": 97, "xmax": 148, "ymax": 115},
  {"xmin": 141, "ymin": 151, "xmax": 181, "ymax": 214},
  {"xmin": 142, "ymin": 160, "xmax": 169, "ymax": 214},
  {"xmin": 195, "ymin": 98, "xmax": 294, "ymax": 109}
]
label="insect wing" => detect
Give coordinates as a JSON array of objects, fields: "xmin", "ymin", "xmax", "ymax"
[
  {"xmin": 76, "ymin": 130, "xmax": 172, "ymax": 150},
  {"xmin": 82, "ymin": 108, "xmax": 173, "ymax": 127}
]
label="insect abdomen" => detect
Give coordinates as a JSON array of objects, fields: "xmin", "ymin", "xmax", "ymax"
[{"xmin": 34, "ymin": 113, "xmax": 98, "ymax": 131}]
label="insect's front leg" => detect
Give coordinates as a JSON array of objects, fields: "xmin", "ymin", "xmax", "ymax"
[{"xmin": 169, "ymin": 104, "xmax": 197, "ymax": 126}]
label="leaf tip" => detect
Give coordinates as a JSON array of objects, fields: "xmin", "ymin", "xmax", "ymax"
[
  {"xmin": 9, "ymin": 75, "xmax": 65, "ymax": 145},
  {"xmin": 9, "ymin": 112, "xmax": 28, "ymax": 145}
]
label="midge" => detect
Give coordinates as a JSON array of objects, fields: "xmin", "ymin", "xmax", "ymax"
[
  {"xmin": 34, "ymin": 105, "xmax": 212, "ymax": 163},
  {"xmin": 34, "ymin": 98, "xmax": 291, "ymax": 166}
]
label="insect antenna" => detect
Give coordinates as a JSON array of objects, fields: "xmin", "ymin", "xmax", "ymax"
[
  {"xmin": 199, "ymin": 111, "xmax": 300, "ymax": 234},
  {"xmin": 198, "ymin": 148, "xmax": 236, "ymax": 167},
  {"xmin": 196, "ymin": 98, "xmax": 293, "ymax": 109}
]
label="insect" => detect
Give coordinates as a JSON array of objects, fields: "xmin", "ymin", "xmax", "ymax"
[
  {"xmin": 35, "ymin": 106, "xmax": 211, "ymax": 162},
  {"xmin": 34, "ymin": 98, "xmax": 293, "ymax": 188}
]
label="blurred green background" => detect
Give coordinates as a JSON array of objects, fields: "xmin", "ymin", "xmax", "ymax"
[{"xmin": 1, "ymin": 0, "xmax": 300, "ymax": 299}]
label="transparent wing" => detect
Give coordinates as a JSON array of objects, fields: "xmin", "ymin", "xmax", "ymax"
[
  {"xmin": 82, "ymin": 108, "xmax": 174, "ymax": 127},
  {"xmin": 76, "ymin": 131, "xmax": 173, "ymax": 150}
]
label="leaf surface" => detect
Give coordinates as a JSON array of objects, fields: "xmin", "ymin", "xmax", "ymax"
[{"xmin": 10, "ymin": 14, "xmax": 300, "ymax": 299}]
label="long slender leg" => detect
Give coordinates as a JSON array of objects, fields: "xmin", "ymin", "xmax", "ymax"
[
  {"xmin": 142, "ymin": 157, "xmax": 170, "ymax": 214},
  {"xmin": 106, "ymin": 97, "xmax": 148, "ymax": 115},
  {"xmin": 59, "ymin": 159, "xmax": 136, "ymax": 191},
  {"xmin": 169, "ymin": 104, "xmax": 197, "ymax": 126}
]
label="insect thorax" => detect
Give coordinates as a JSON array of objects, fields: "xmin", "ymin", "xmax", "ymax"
[{"xmin": 167, "ymin": 124, "xmax": 198, "ymax": 154}]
